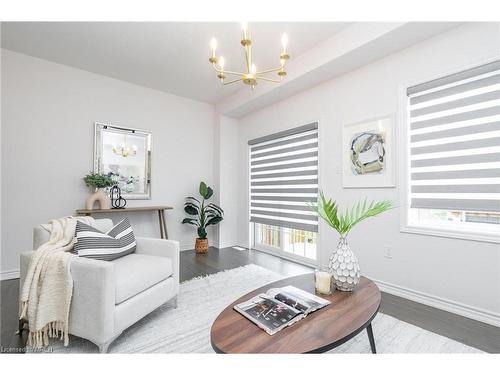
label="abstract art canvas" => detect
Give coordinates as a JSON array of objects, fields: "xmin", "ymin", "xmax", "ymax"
[{"xmin": 342, "ymin": 115, "xmax": 395, "ymax": 188}]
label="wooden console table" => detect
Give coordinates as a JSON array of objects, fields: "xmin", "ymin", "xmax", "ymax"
[{"xmin": 75, "ymin": 206, "xmax": 173, "ymax": 239}]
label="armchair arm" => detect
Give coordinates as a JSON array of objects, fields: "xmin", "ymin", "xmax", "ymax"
[
  {"xmin": 19, "ymin": 252, "xmax": 116, "ymax": 346},
  {"xmin": 135, "ymin": 237, "xmax": 180, "ymax": 293},
  {"xmin": 69, "ymin": 257, "xmax": 115, "ymax": 345}
]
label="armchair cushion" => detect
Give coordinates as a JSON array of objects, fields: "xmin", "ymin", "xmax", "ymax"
[{"xmin": 113, "ymin": 254, "xmax": 172, "ymax": 304}]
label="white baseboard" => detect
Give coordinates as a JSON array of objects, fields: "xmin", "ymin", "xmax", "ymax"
[
  {"xmin": 212, "ymin": 240, "xmax": 238, "ymax": 249},
  {"xmin": 1, "ymin": 269, "xmax": 20, "ymax": 281},
  {"xmin": 180, "ymin": 242, "xmax": 193, "ymax": 251},
  {"xmin": 179, "ymin": 240, "xmax": 238, "ymax": 251},
  {"xmin": 372, "ymin": 277, "xmax": 500, "ymax": 327}
]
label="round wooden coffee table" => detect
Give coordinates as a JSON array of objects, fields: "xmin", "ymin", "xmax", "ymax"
[{"xmin": 211, "ymin": 273, "xmax": 381, "ymax": 353}]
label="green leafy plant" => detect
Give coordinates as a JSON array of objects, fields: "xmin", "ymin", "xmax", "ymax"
[
  {"xmin": 310, "ymin": 190, "xmax": 393, "ymax": 237},
  {"xmin": 182, "ymin": 181, "xmax": 224, "ymax": 239},
  {"xmin": 83, "ymin": 172, "xmax": 114, "ymax": 189}
]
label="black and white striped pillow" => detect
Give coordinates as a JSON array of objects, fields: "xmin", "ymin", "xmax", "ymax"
[{"xmin": 74, "ymin": 218, "xmax": 137, "ymax": 261}]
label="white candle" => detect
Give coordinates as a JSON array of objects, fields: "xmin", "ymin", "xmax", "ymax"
[
  {"xmin": 241, "ymin": 22, "xmax": 249, "ymax": 40},
  {"xmin": 315, "ymin": 271, "xmax": 332, "ymax": 295},
  {"xmin": 281, "ymin": 33, "xmax": 288, "ymax": 53},
  {"xmin": 210, "ymin": 38, "xmax": 217, "ymax": 58}
]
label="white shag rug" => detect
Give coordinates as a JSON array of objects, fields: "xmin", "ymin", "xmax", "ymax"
[{"xmin": 46, "ymin": 264, "xmax": 481, "ymax": 353}]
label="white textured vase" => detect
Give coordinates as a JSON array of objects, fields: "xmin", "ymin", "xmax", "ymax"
[{"xmin": 328, "ymin": 237, "xmax": 361, "ymax": 292}]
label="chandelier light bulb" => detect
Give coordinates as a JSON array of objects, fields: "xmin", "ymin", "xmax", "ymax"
[
  {"xmin": 210, "ymin": 38, "xmax": 217, "ymax": 57},
  {"xmin": 250, "ymin": 63, "xmax": 256, "ymax": 75},
  {"xmin": 219, "ymin": 56, "xmax": 225, "ymax": 70},
  {"xmin": 241, "ymin": 22, "xmax": 249, "ymax": 40},
  {"xmin": 281, "ymin": 33, "xmax": 288, "ymax": 51}
]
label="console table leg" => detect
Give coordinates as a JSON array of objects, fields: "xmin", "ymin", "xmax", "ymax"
[
  {"xmin": 158, "ymin": 210, "xmax": 165, "ymax": 239},
  {"xmin": 160, "ymin": 209, "xmax": 168, "ymax": 239},
  {"xmin": 366, "ymin": 323, "xmax": 376, "ymax": 354}
]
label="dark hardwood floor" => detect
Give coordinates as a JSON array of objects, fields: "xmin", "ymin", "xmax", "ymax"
[
  {"xmin": 1, "ymin": 246, "xmax": 499, "ymax": 353},
  {"xmin": 180, "ymin": 246, "xmax": 312, "ymax": 282}
]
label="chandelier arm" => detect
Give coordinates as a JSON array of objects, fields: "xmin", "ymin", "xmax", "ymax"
[
  {"xmin": 249, "ymin": 45, "xmax": 252, "ymax": 72},
  {"xmin": 256, "ymin": 76, "xmax": 281, "ymax": 83},
  {"xmin": 256, "ymin": 66, "xmax": 283, "ymax": 75},
  {"xmin": 244, "ymin": 46, "xmax": 251, "ymax": 73},
  {"xmin": 223, "ymin": 78, "xmax": 244, "ymax": 86},
  {"xmin": 222, "ymin": 70, "xmax": 246, "ymax": 76},
  {"xmin": 211, "ymin": 64, "xmax": 244, "ymax": 76}
]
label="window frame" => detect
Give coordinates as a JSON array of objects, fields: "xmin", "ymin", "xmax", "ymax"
[{"xmin": 399, "ymin": 58, "xmax": 500, "ymax": 244}]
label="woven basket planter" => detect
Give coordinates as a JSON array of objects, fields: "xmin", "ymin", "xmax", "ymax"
[{"xmin": 195, "ymin": 238, "xmax": 209, "ymax": 254}]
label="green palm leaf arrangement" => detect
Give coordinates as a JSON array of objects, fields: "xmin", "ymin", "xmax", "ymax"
[{"xmin": 310, "ymin": 190, "xmax": 393, "ymax": 237}]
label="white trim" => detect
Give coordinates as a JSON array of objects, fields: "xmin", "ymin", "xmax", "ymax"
[
  {"xmin": 1, "ymin": 269, "xmax": 20, "ymax": 280},
  {"xmin": 252, "ymin": 245, "xmax": 317, "ymax": 268},
  {"xmin": 401, "ymin": 224, "xmax": 500, "ymax": 244},
  {"xmin": 179, "ymin": 240, "xmax": 238, "ymax": 251},
  {"xmin": 180, "ymin": 241, "xmax": 195, "ymax": 251},
  {"xmin": 212, "ymin": 240, "xmax": 238, "ymax": 249},
  {"xmin": 371, "ymin": 277, "xmax": 500, "ymax": 327},
  {"xmin": 399, "ymin": 56, "xmax": 500, "ymax": 242}
]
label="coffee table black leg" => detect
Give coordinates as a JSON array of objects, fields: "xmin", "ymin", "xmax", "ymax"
[{"xmin": 366, "ymin": 323, "xmax": 376, "ymax": 354}]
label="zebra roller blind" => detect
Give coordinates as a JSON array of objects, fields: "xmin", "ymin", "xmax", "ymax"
[
  {"xmin": 249, "ymin": 123, "xmax": 319, "ymax": 232},
  {"xmin": 407, "ymin": 60, "xmax": 500, "ymax": 213}
]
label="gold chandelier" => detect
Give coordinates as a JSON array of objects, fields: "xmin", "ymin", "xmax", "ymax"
[
  {"xmin": 112, "ymin": 135, "xmax": 137, "ymax": 158},
  {"xmin": 208, "ymin": 23, "xmax": 290, "ymax": 88}
]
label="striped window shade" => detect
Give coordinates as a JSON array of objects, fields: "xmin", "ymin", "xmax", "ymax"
[
  {"xmin": 407, "ymin": 60, "xmax": 500, "ymax": 213},
  {"xmin": 248, "ymin": 123, "xmax": 319, "ymax": 232}
]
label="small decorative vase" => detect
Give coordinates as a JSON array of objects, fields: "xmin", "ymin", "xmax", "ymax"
[
  {"xmin": 85, "ymin": 188, "xmax": 111, "ymax": 210},
  {"xmin": 195, "ymin": 238, "xmax": 209, "ymax": 254},
  {"xmin": 328, "ymin": 237, "xmax": 360, "ymax": 292}
]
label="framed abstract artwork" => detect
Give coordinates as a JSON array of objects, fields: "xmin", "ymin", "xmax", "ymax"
[
  {"xmin": 342, "ymin": 115, "xmax": 395, "ymax": 188},
  {"xmin": 94, "ymin": 122, "xmax": 152, "ymax": 199}
]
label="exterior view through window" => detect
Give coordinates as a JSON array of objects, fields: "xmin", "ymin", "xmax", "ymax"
[{"xmin": 254, "ymin": 224, "xmax": 317, "ymax": 261}]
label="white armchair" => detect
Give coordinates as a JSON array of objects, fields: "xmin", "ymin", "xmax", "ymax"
[{"xmin": 19, "ymin": 219, "xmax": 179, "ymax": 352}]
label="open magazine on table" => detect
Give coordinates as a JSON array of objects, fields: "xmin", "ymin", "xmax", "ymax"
[{"xmin": 233, "ymin": 285, "xmax": 331, "ymax": 335}]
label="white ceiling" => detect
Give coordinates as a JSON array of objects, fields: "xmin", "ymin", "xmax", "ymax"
[{"xmin": 1, "ymin": 22, "xmax": 351, "ymax": 104}]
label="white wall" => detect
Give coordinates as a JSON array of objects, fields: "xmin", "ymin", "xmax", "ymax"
[
  {"xmin": 234, "ymin": 23, "xmax": 500, "ymax": 323},
  {"xmin": 1, "ymin": 49, "xmax": 215, "ymax": 277},
  {"xmin": 213, "ymin": 115, "xmax": 239, "ymax": 248}
]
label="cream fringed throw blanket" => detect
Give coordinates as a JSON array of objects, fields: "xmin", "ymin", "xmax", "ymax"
[{"xmin": 20, "ymin": 216, "xmax": 96, "ymax": 348}]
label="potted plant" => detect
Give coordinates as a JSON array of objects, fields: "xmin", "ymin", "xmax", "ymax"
[
  {"xmin": 310, "ymin": 191, "xmax": 393, "ymax": 291},
  {"xmin": 182, "ymin": 181, "xmax": 224, "ymax": 254},
  {"xmin": 83, "ymin": 172, "xmax": 115, "ymax": 210}
]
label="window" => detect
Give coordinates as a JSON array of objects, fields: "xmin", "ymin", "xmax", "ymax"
[
  {"xmin": 254, "ymin": 224, "xmax": 318, "ymax": 261},
  {"xmin": 404, "ymin": 60, "xmax": 500, "ymax": 241},
  {"xmin": 249, "ymin": 123, "xmax": 319, "ymax": 262}
]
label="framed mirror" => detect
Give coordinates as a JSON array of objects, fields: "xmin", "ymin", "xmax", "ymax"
[{"xmin": 94, "ymin": 122, "xmax": 152, "ymax": 199}]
